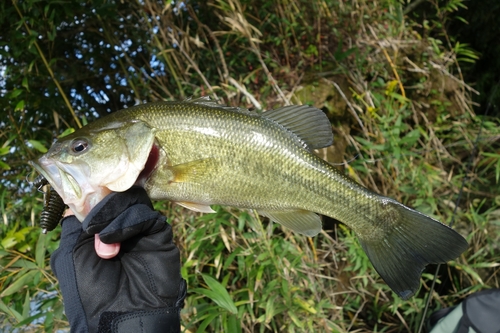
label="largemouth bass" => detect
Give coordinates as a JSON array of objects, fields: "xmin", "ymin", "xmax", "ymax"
[{"xmin": 30, "ymin": 97, "xmax": 467, "ymax": 299}]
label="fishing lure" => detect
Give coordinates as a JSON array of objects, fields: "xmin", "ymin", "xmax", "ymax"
[
  {"xmin": 33, "ymin": 175, "xmax": 66, "ymax": 233},
  {"xmin": 33, "ymin": 174, "xmax": 48, "ymax": 190}
]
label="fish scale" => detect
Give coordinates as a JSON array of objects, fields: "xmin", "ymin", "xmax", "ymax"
[{"xmin": 30, "ymin": 97, "xmax": 468, "ymax": 299}]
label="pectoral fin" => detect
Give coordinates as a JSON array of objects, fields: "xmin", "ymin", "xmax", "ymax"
[
  {"xmin": 176, "ymin": 201, "xmax": 216, "ymax": 213},
  {"xmin": 152, "ymin": 158, "xmax": 217, "ymax": 187},
  {"xmin": 168, "ymin": 158, "xmax": 217, "ymax": 184},
  {"xmin": 258, "ymin": 209, "xmax": 322, "ymax": 237}
]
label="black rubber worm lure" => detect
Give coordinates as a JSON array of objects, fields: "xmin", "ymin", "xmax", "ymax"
[{"xmin": 33, "ymin": 175, "xmax": 66, "ymax": 233}]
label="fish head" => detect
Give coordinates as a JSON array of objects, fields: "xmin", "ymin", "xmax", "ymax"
[{"xmin": 30, "ymin": 120, "xmax": 156, "ymax": 221}]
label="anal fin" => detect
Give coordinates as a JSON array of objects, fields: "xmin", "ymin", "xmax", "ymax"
[
  {"xmin": 258, "ymin": 209, "xmax": 322, "ymax": 237},
  {"xmin": 177, "ymin": 201, "xmax": 216, "ymax": 213}
]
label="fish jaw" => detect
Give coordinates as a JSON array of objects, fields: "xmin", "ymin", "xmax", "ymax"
[{"xmin": 30, "ymin": 156, "xmax": 112, "ymax": 221}]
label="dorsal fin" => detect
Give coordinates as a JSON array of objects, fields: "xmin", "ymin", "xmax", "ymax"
[
  {"xmin": 262, "ymin": 105, "xmax": 333, "ymax": 149},
  {"xmin": 186, "ymin": 97, "xmax": 333, "ymax": 149},
  {"xmin": 186, "ymin": 96, "xmax": 219, "ymax": 107},
  {"xmin": 186, "ymin": 96, "xmax": 246, "ymax": 113}
]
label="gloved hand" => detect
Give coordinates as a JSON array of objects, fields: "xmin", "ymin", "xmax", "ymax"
[{"xmin": 50, "ymin": 186, "xmax": 186, "ymax": 333}]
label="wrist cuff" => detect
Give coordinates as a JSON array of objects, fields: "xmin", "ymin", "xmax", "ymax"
[{"xmin": 97, "ymin": 307, "xmax": 181, "ymax": 333}]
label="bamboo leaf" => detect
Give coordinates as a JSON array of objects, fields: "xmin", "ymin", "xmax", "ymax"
[
  {"xmin": 58, "ymin": 127, "xmax": 75, "ymax": 138},
  {"xmin": 1, "ymin": 236, "xmax": 17, "ymax": 249},
  {"xmin": 0, "ymin": 270, "xmax": 38, "ymax": 297},
  {"xmin": 15, "ymin": 100, "xmax": 25, "ymax": 111},
  {"xmin": 197, "ymin": 274, "xmax": 238, "ymax": 314},
  {"xmin": 225, "ymin": 314, "xmax": 241, "ymax": 333},
  {"xmin": 0, "ymin": 299, "xmax": 23, "ymax": 322},
  {"xmin": 27, "ymin": 140, "xmax": 48, "ymax": 153},
  {"xmin": 35, "ymin": 233, "xmax": 46, "ymax": 269},
  {"xmin": 0, "ymin": 160, "xmax": 10, "ymax": 170},
  {"xmin": 22, "ymin": 290, "xmax": 30, "ymax": 318},
  {"xmin": 0, "ymin": 146, "xmax": 10, "ymax": 156},
  {"xmin": 10, "ymin": 89, "xmax": 22, "ymax": 98},
  {"xmin": 22, "ymin": 77, "xmax": 29, "ymax": 91},
  {"xmin": 195, "ymin": 312, "xmax": 219, "ymax": 333},
  {"xmin": 15, "ymin": 311, "xmax": 46, "ymax": 327}
]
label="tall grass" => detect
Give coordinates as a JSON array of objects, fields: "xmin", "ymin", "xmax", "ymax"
[{"xmin": 1, "ymin": 0, "xmax": 499, "ymax": 332}]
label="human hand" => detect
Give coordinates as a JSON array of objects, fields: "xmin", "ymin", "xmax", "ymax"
[
  {"xmin": 51, "ymin": 186, "xmax": 186, "ymax": 333},
  {"xmin": 63, "ymin": 206, "xmax": 121, "ymax": 259}
]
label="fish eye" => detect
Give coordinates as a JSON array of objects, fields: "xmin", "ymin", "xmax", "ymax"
[{"xmin": 70, "ymin": 139, "xmax": 89, "ymax": 154}]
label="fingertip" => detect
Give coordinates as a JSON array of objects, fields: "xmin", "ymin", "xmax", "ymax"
[{"xmin": 95, "ymin": 234, "xmax": 121, "ymax": 259}]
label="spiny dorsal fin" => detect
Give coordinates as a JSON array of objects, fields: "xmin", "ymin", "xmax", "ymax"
[
  {"xmin": 187, "ymin": 97, "xmax": 333, "ymax": 149},
  {"xmin": 263, "ymin": 105, "xmax": 333, "ymax": 149},
  {"xmin": 186, "ymin": 96, "xmax": 246, "ymax": 113}
]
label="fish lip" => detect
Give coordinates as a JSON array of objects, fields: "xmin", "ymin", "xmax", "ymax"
[
  {"xmin": 29, "ymin": 157, "xmax": 87, "ymax": 211},
  {"xmin": 29, "ymin": 159, "xmax": 61, "ymax": 191}
]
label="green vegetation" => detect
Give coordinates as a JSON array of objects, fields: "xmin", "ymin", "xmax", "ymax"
[{"xmin": 1, "ymin": 0, "xmax": 499, "ymax": 332}]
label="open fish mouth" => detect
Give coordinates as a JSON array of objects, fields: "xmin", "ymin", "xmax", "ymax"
[{"xmin": 29, "ymin": 157, "xmax": 88, "ymax": 213}]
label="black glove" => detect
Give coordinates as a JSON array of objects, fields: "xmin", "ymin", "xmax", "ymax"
[{"xmin": 50, "ymin": 186, "xmax": 186, "ymax": 333}]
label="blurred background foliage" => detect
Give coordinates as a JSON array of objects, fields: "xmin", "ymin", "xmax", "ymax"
[{"xmin": 1, "ymin": 0, "xmax": 499, "ymax": 332}]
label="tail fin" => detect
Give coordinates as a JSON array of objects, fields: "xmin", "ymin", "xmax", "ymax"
[{"xmin": 358, "ymin": 200, "xmax": 468, "ymax": 299}]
